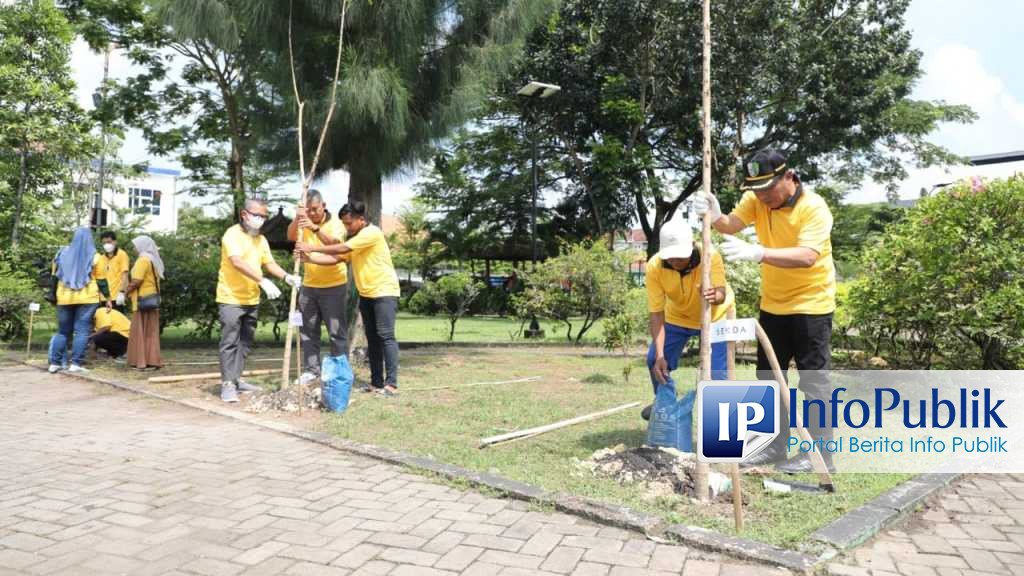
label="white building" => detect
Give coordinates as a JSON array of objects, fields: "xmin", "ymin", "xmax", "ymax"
[{"xmin": 100, "ymin": 166, "xmax": 182, "ymax": 233}]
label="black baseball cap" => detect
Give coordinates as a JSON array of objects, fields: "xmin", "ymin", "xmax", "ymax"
[{"xmin": 741, "ymin": 148, "xmax": 789, "ymax": 191}]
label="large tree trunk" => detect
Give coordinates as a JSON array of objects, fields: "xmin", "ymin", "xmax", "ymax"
[
  {"xmin": 11, "ymin": 146, "xmax": 28, "ymax": 249},
  {"xmin": 348, "ymin": 166, "xmax": 383, "ymax": 225}
]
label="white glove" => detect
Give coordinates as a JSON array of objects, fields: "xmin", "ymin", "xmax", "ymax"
[
  {"xmin": 284, "ymin": 274, "xmax": 301, "ymax": 289},
  {"xmin": 259, "ymin": 277, "xmax": 282, "ymax": 300},
  {"xmin": 721, "ymin": 235, "xmax": 765, "ymax": 263},
  {"xmin": 692, "ymin": 192, "xmax": 722, "ymax": 221},
  {"xmin": 115, "ymin": 292, "xmax": 126, "ymax": 306}
]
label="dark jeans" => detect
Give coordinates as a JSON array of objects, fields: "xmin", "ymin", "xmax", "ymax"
[
  {"xmin": 218, "ymin": 304, "xmax": 258, "ymax": 383},
  {"xmin": 50, "ymin": 303, "xmax": 100, "ymax": 367},
  {"xmin": 756, "ymin": 310, "xmax": 833, "ymax": 456},
  {"xmin": 359, "ymin": 296, "xmax": 399, "ymax": 387},
  {"xmin": 299, "ymin": 283, "xmax": 349, "ymax": 375},
  {"xmin": 646, "ymin": 322, "xmax": 728, "ymax": 394},
  {"xmin": 94, "ymin": 331, "xmax": 128, "ymax": 358}
]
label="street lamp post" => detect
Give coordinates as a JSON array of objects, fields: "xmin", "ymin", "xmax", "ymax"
[{"xmin": 517, "ymin": 81, "xmax": 560, "ymax": 271}]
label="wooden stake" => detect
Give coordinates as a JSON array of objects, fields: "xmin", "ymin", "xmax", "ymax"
[
  {"xmin": 25, "ymin": 309, "xmax": 36, "ymax": 360},
  {"xmin": 282, "ymin": 0, "xmax": 349, "ymax": 390},
  {"xmin": 726, "ymin": 307, "xmax": 743, "ymax": 532},
  {"xmin": 479, "ymin": 402, "xmax": 641, "ymax": 448},
  {"xmin": 753, "ymin": 321, "xmax": 835, "ymax": 491},
  {"xmin": 406, "ymin": 376, "xmax": 541, "ymax": 392},
  {"xmin": 695, "ymin": 0, "xmax": 713, "ymax": 503},
  {"xmin": 149, "ymin": 369, "xmax": 280, "ymax": 384}
]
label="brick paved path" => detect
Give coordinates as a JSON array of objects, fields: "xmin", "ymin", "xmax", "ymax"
[
  {"xmin": 0, "ymin": 366, "xmax": 788, "ymax": 576},
  {"xmin": 828, "ymin": 475, "xmax": 1024, "ymax": 576}
]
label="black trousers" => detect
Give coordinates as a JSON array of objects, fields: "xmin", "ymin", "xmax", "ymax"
[
  {"xmin": 94, "ymin": 331, "xmax": 128, "ymax": 358},
  {"xmin": 359, "ymin": 296, "xmax": 399, "ymax": 387},
  {"xmin": 756, "ymin": 310, "xmax": 833, "ymax": 455}
]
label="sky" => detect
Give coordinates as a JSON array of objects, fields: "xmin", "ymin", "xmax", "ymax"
[{"xmin": 69, "ymin": 0, "xmax": 1024, "ymax": 213}]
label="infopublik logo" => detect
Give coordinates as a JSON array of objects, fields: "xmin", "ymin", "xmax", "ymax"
[{"xmin": 697, "ymin": 381, "xmax": 780, "ymax": 463}]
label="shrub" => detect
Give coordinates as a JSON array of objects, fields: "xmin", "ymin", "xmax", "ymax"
[
  {"xmin": 0, "ymin": 253, "xmax": 40, "ymax": 341},
  {"xmin": 407, "ymin": 272, "xmax": 485, "ymax": 340},
  {"xmin": 848, "ymin": 176, "xmax": 1024, "ymax": 369}
]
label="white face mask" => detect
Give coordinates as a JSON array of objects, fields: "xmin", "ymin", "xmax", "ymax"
[
  {"xmin": 102, "ymin": 243, "xmax": 116, "ymax": 253},
  {"xmin": 245, "ymin": 214, "xmax": 266, "ymax": 235}
]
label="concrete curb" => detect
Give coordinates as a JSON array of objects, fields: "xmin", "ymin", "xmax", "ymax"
[
  {"xmin": 16, "ymin": 360, "xmax": 957, "ymax": 573},
  {"xmin": 811, "ymin": 472, "xmax": 961, "ymax": 549}
]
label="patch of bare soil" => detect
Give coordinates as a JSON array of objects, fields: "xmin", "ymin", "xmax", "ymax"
[
  {"xmin": 579, "ymin": 444, "xmax": 738, "ymax": 503},
  {"xmin": 244, "ymin": 381, "xmax": 324, "ymax": 413}
]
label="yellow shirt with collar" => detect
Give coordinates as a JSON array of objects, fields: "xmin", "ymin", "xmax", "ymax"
[
  {"xmin": 216, "ymin": 224, "xmax": 274, "ymax": 306},
  {"xmin": 55, "ymin": 254, "xmax": 106, "ymax": 306},
  {"xmin": 731, "ymin": 187, "xmax": 836, "ymax": 315},
  {"xmin": 345, "ymin": 224, "xmax": 400, "ymax": 298},
  {"xmin": 130, "ymin": 255, "xmax": 159, "ymax": 307},
  {"xmin": 300, "ymin": 215, "xmax": 348, "ymax": 288},
  {"xmin": 94, "ymin": 308, "xmax": 131, "ymax": 339},
  {"xmin": 646, "ymin": 249, "xmax": 734, "ymax": 330},
  {"xmin": 103, "ymin": 249, "xmax": 131, "ymax": 297}
]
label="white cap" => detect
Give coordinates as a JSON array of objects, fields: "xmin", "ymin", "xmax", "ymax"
[{"xmin": 658, "ymin": 217, "xmax": 694, "ymax": 260}]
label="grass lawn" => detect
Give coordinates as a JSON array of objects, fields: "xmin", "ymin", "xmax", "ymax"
[{"xmin": 9, "ymin": 319, "xmax": 907, "ymax": 549}]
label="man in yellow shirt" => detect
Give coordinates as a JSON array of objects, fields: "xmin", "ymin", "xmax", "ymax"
[
  {"xmin": 644, "ymin": 218, "xmax": 734, "ymax": 422},
  {"xmin": 696, "ymin": 148, "xmax": 837, "ymax": 473},
  {"xmin": 99, "ymin": 231, "xmax": 131, "ymax": 311},
  {"xmin": 216, "ymin": 198, "xmax": 301, "ymax": 403},
  {"xmin": 91, "ymin": 307, "xmax": 131, "ymax": 360},
  {"xmin": 286, "ymin": 190, "xmax": 349, "ymax": 385},
  {"xmin": 296, "ymin": 200, "xmax": 401, "ymax": 396}
]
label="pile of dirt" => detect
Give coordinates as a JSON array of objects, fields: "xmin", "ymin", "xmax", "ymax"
[
  {"xmin": 245, "ymin": 382, "xmax": 323, "ymax": 413},
  {"xmin": 579, "ymin": 444, "xmax": 734, "ymax": 502}
]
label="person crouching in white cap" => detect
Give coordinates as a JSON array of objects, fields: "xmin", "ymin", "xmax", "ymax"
[{"xmin": 642, "ymin": 217, "xmax": 735, "ymax": 421}]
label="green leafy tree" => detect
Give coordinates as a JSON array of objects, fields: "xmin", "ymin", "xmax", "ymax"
[
  {"xmin": 0, "ymin": 0, "xmax": 95, "ymax": 249},
  {"xmin": 389, "ymin": 201, "xmax": 444, "ymax": 284},
  {"xmin": 515, "ymin": 241, "xmax": 630, "ymax": 344},
  {"xmin": 601, "ymin": 287, "xmax": 647, "ymax": 384},
  {"xmin": 848, "ymin": 177, "xmax": 1024, "ymax": 369},
  {"xmin": 493, "ymin": 0, "xmax": 974, "ymax": 257},
  {"xmin": 407, "ymin": 272, "xmax": 485, "ymax": 341}
]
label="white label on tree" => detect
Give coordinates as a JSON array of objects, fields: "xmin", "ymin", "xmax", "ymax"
[
  {"xmin": 289, "ymin": 312, "xmax": 303, "ymax": 327},
  {"xmin": 28, "ymin": 302, "xmax": 40, "ymax": 312},
  {"xmin": 709, "ymin": 318, "xmax": 756, "ymax": 344}
]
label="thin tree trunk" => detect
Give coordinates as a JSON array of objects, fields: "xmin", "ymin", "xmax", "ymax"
[{"xmin": 11, "ymin": 146, "xmax": 28, "ymax": 248}]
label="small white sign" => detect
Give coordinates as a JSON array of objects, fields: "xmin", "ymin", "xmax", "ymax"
[
  {"xmin": 709, "ymin": 318, "xmax": 756, "ymax": 344},
  {"xmin": 289, "ymin": 311, "xmax": 304, "ymax": 327},
  {"xmin": 28, "ymin": 302, "xmax": 40, "ymax": 312}
]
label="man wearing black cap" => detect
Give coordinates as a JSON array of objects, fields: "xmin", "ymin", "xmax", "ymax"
[{"xmin": 694, "ymin": 148, "xmax": 836, "ymax": 473}]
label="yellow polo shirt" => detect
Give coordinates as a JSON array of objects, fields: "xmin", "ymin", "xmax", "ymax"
[
  {"xmin": 103, "ymin": 250, "xmax": 131, "ymax": 297},
  {"xmin": 217, "ymin": 224, "xmax": 274, "ymax": 306},
  {"xmin": 301, "ymin": 216, "xmax": 347, "ymax": 288},
  {"xmin": 94, "ymin": 308, "xmax": 131, "ymax": 339},
  {"xmin": 55, "ymin": 254, "xmax": 106, "ymax": 306},
  {"xmin": 732, "ymin": 188, "xmax": 836, "ymax": 315},
  {"xmin": 646, "ymin": 250, "xmax": 735, "ymax": 330},
  {"xmin": 345, "ymin": 224, "xmax": 400, "ymax": 298},
  {"xmin": 130, "ymin": 255, "xmax": 159, "ymax": 307}
]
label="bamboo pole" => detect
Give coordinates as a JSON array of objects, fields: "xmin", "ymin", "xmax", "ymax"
[
  {"xmin": 753, "ymin": 321, "xmax": 835, "ymax": 491},
  {"xmin": 282, "ymin": 0, "xmax": 350, "ymax": 390},
  {"xmin": 726, "ymin": 307, "xmax": 743, "ymax": 531},
  {"xmin": 149, "ymin": 369, "xmax": 280, "ymax": 384},
  {"xmin": 25, "ymin": 308, "xmax": 36, "ymax": 360},
  {"xmin": 480, "ymin": 402, "xmax": 641, "ymax": 448},
  {"xmin": 695, "ymin": 0, "xmax": 713, "ymax": 502}
]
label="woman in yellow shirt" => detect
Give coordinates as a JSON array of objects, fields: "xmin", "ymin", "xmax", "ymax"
[
  {"xmin": 124, "ymin": 235, "xmax": 164, "ymax": 370},
  {"xmin": 48, "ymin": 227, "xmax": 110, "ymax": 373}
]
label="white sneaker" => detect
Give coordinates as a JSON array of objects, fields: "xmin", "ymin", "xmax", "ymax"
[
  {"xmin": 298, "ymin": 372, "xmax": 318, "ymax": 386},
  {"xmin": 47, "ymin": 364, "xmax": 62, "ymax": 373},
  {"xmin": 68, "ymin": 365, "xmax": 89, "ymax": 373}
]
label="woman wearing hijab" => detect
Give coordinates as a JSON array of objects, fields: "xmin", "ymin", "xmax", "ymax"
[
  {"xmin": 48, "ymin": 227, "xmax": 111, "ymax": 373},
  {"xmin": 124, "ymin": 235, "xmax": 164, "ymax": 370}
]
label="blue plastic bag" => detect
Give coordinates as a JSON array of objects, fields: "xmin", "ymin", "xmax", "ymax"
[
  {"xmin": 646, "ymin": 385, "xmax": 695, "ymax": 452},
  {"xmin": 321, "ymin": 355, "xmax": 353, "ymax": 413}
]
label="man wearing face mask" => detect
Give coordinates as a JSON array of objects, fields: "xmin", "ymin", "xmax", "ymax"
[
  {"xmin": 100, "ymin": 231, "xmax": 130, "ymax": 312},
  {"xmin": 216, "ymin": 198, "xmax": 302, "ymax": 403},
  {"xmin": 286, "ymin": 189, "xmax": 348, "ymax": 385}
]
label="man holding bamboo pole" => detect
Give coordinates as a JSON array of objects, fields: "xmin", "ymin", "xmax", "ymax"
[
  {"xmin": 286, "ymin": 189, "xmax": 348, "ymax": 386},
  {"xmin": 695, "ymin": 148, "xmax": 837, "ymax": 473},
  {"xmin": 217, "ymin": 198, "xmax": 301, "ymax": 403}
]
